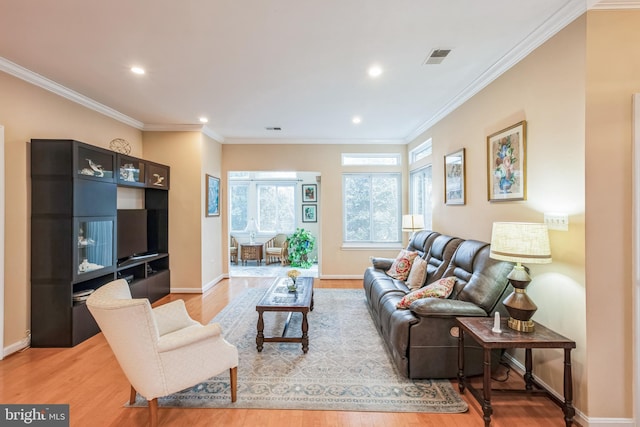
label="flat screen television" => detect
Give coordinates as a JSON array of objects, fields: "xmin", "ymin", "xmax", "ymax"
[{"xmin": 117, "ymin": 209, "xmax": 148, "ymax": 260}]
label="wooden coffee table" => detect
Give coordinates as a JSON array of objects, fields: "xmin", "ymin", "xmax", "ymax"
[{"xmin": 256, "ymin": 277, "xmax": 314, "ymax": 353}]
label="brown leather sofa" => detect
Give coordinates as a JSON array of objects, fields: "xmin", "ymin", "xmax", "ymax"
[{"xmin": 363, "ymin": 230, "xmax": 514, "ymax": 379}]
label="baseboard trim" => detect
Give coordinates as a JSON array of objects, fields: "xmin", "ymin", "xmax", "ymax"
[
  {"xmin": 503, "ymin": 354, "xmax": 635, "ymax": 427},
  {"xmin": 318, "ymin": 274, "xmax": 363, "ymax": 280},
  {"xmin": 3, "ymin": 338, "xmax": 29, "ymax": 358}
]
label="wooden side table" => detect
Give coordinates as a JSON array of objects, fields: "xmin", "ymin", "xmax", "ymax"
[
  {"xmin": 456, "ymin": 317, "xmax": 576, "ymax": 427},
  {"xmin": 241, "ymin": 243, "xmax": 264, "ymax": 265}
]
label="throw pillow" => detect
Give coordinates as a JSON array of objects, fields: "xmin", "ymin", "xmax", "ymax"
[
  {"xmin": 405, "ymin": 257, "xmax": 427, "ymax": 291},
  {"xmin": 396, "ymin": 276, "xmax": 456, "ymax": 309},
  {"xmin": 386, "ymin": 250, "xmax": 419, "ymax": 281}
]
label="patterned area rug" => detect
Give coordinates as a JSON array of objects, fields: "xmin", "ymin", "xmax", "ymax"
[{"xmin": 131, "ymin": 287, "xmax": 468, "ymax": 413}]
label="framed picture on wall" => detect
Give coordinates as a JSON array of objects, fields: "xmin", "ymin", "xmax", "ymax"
[
  {"xmin": 487, "ymin": 120, "xmax": 527, "ymax": 202},
  {"xmin": 444, "ymin": 148, "xmax": 465, "ymax": 205},
  {"xmin": 206, "ymin": 174, "xmax": 220, "ymax": 217},
  {"xmin": 302, "ymin": 184, "xmax": 317, "ymax": 202},
  {"xmin": 302, "ymin": 204, "xmax": 317, "ymax": 222}
]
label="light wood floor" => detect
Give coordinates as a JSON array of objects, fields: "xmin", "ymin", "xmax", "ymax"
[{"xmin": 0, "ymin": 278, "xmax": 576, "ymax": 426}]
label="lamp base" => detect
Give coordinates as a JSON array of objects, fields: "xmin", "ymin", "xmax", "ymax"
[{"xmin": 507, "ymin": 317, "xmax": 535, "ymax": 332}]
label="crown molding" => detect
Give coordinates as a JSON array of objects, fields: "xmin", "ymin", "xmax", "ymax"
[
  {"xmin": 223, "ymin": 137, "xmax": 406, "ymax": 145},
  {"xmin": 0, "ymin": 56, "xmax": 144, "ymax": 130},
  {"xmin": 405, "ymin": 0, "xmax": 586, "ymax": 143},
  {"xmin": 142, "ymin": 124, "xmax": 225, "ymax": 142},
  {"xmin": 589, "ymin": 0, "xmax": 640, "ymax": 9}
]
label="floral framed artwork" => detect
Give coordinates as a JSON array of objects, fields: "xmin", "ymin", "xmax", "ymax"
[
  {"xmin": 302, "ymin": 204, "xmax": 317, "ymax": 222},
  {"xmin": 444, "ymin": 148, "xmax": 465, "ymax": 205},
  {"xmin": 487, "ymin": 121, "xmax": 527, "ymax": 201},
  {"xmin": 302, "ymin": 184, "xmax": 317, "ymax": 202},
  {"xmin": 206, "ymin": 174, "xmax": 220, "ymax": 217}
]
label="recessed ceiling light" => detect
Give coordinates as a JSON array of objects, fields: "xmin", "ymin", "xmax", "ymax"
[
  {"xmin": 130, "ymin": 66, "xmax": 145, "ymax": 75},
  {"xmin": 352, "ymin": 116, "xmax": 362, "ymax": 124},
  {"xmin": 199, "ymin": 117, "xmax": 208, "ymax": 123},
  {"xmin": 368, "ymin": 65, "xmax": 382, "ymax": 78}
]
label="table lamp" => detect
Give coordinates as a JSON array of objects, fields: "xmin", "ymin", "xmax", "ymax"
[
  {"xmin": 489, "ymin": 222, "xmax": 551, "ymax": 332},
  {"xmin": 402, "ymin": 214, "xmax": 425, "ymax": 233},
  {"xmin": 245, "ymin": 218, "xmax": 258, "ymax": 244}
]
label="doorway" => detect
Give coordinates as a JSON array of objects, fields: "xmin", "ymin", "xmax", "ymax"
[{"xmin": 228, "ymin": 170, "xmax": 320, "ymax": 278}]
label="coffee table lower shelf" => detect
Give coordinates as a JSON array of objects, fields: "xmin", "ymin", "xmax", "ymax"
[{"xmin": 255, "ymin": 277, "xmax": 314, "ymax": 353}]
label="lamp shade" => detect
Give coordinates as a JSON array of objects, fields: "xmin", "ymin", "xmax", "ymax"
[
  {"xmin": 489, "ymin": 222, "xmax": 551, "ymax": 264},
  {"xmin": 402, "ymin": 214, "xmax": 425, "ymax": 232},
  {"xmin": 245, "ymin": 218, "xmax": 258, "ymax": 233}
]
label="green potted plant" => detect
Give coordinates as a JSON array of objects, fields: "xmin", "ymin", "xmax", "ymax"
[{"xmin": 287, "ymin": 228, "xmax": 315, "ymax": 268}]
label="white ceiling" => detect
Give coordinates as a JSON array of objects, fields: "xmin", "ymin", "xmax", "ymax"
[{"xmin": 0, "ymin": 0, "xmax": 618, "ymax": 143}]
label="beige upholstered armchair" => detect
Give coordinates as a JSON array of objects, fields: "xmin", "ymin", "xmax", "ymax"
[
  {"xmin": 230, "ymin": 235, "xmax": 238, "ymax": 264},
  {"xmin": 265, "ymin": 233, "xmax": 289, "ymax": 265},
  {"xmin": 87, "ymin": 279, "xmax": 238, "ymax": 427}
]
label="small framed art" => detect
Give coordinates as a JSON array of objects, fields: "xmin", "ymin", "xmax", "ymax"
[
  {"xmin": 302, "ymin": 184, "xmax": 317, "ymax": 202},
  {"xmin": 206, "ymin": 174, "xmax": 220, "ymax": 217},
  {"xmin": 444, "ymin": 148, "xmax": 465, "ymax": 205},
  {"xmin": 302, "ymin": 204, "xmax": 317, "ymax": 222},
  {"xmin": 487, "ymin": 120, "xmax": 527, "ymax": 201}
]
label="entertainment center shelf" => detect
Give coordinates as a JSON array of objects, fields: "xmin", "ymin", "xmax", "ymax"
[{"xmin": 30, "ymin": 139, "xmax": 171, "ymax": 347}]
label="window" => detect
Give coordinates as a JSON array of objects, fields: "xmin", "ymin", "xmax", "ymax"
[
  {"xmin": 341, "ymin": 153, "xmax": 401, "ymax": 166},
  {"xmin": 410, "ymin": 165, "xmax": 433, "ymax": 229},
  {"xmin": 343, "ymin": 173, "xmax": 401, "ymax": 243},
  {"xmin": 409, "ymin": 139, "xmax": 432, "ymax": 164},
  {"xmin": 229, "ymin": 182, "xmax": 249, "ymax": 232},
  {"xmin": 257, "ymin": 183, "xmax": 296, "ymax": 232}
]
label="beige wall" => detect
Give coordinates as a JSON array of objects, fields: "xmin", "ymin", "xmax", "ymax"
[
  {"xmin": 201, "ymin": 134, "xmax": 224, "ymax": 288},
  {"xmin": 142, "ymin": 131, "xmax": 204, "ymax": 292},
  {"xmin": 221, "ymin": 143, "xmax": 406, "ymax": 277},
  {"xmin": 407, "ymin": 16, "xmax": 589, "ymax": 414},
  {"xmin": 0, "ymin": 71, "xmax": 142, "ymax": 346},
  {"xmin": 585, "ymin": 9, "xmax": 640, "ymax": 419}
]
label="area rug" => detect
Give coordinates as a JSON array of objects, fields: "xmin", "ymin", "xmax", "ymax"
[{"xmin": 131, "ymin": 287, "xmax": 468, "ymax": 413}]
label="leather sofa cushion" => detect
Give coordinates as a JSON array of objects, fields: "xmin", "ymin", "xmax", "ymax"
[
  {"xmin": 425, "ymin": 235, "xmax": 462, "ymax": 285},
  {"xmin": 443, "ymin": 240, "xmax": 512, "ymax": 313}
]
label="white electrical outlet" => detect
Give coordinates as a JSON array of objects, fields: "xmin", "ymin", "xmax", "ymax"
[{"xmin": 544, "ymin": 213, "xmax": 569, "ymax": 231}]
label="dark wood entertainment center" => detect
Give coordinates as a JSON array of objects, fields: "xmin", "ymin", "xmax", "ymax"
[{"xmin": 30, "ymin": 139, "xmax": 171, "ymax": 347}]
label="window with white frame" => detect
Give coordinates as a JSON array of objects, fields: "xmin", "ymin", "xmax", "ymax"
[
  {"xmin": 229, "ymin": 182, "xmax": 249, "ymax": 232},
  {"xmin": 409, "ymin": 165, "xmax": 433, "ymax": 229},
  {"xmin": 409, "ymin": 138, "xmax": 432, "ymax": 164},
  {"xmin": 343, "ymin": 173, "xmax": 401, "ymax": 243},
  {"xmin": 341, "ymin": 153, "xmax": 401, "ymax": 166},
  {"xmin": 257, "ymin": 183, "xmax": 296, "ymax": 232}
]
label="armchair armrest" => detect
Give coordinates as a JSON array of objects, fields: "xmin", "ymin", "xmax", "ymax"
[
  {"xmin": 370, "ymin": 257, "xmax": 394, "ymax": 270},
  {"xmin": 265, "ymin": 235, "xmax": 280, "ymax": 248},
  {"xmin": 410, "ymin": 298, "xmax": 487, "ymax": 317},
  {"xmin": 157, "ymin": 323, "xmax": 223, "ymax": 353},
  {"xmin": 153, "ymin": 300, "xmax": 198, "ymax": 336}
]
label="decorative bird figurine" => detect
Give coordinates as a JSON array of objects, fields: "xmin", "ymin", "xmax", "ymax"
[
  {"xmin": 86, "ymin": 158, "xmax": 104, "ymax": 177},
  {"xmin": 153, "ymin": 174, "xmax": 165, "ymax": 186}
]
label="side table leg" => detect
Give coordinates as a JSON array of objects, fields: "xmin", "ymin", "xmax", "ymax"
[
  {"xmin": 563, "ymin": 348, "xmax": 575, "ymax": 426},
  {"xmin": 458, "ymin": 329, "xmax": 466, "ymax": 393},
  {"xmin": 256, "ymin": 310, "xmax": 264, "ymax": 352},
  {"xmin": 524, "ymin": 348, "xmax": 533, "ymax": 390},
  {"xmin": 301, "ymin": 311, "xmax": 309, "ymax": 353},
  {"xmin": 482, "ymin": 348, "xmax": 493, "ymax": 427}
]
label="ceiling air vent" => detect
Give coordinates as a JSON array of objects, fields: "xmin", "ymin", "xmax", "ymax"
[
  {"xmin": 424, "ymin": 49, "xmax": 451, "ymax": 65},
  {"xmin": 265, "ymin": 127, "xmax": 282, "ymax": 131}
]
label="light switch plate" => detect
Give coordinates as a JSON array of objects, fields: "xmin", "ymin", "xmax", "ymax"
[{"xmin": 544, "ymin": 213, "xmax": 569, "ymax": 231}]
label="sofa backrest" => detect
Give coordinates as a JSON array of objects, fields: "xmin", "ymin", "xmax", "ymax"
[
  {"xmin": 406, "ymin": 230, "xmax": 440, "ymax": 259},
  {"xmin": 425, "ymin": 235, "xmax": 462, "ymax": 285},
  {"xmin": 443, "ymin": 239, "xmax": 514, "ymax": 314}
]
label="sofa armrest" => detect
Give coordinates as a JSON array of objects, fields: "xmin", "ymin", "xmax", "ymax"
[
  {"xmin": 409, "ymin": 298, "xmax": 487, "ymax": 317},
  {"xmin": 370, "ymin": 257, "xmax": 394, "ymax": 270}
]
